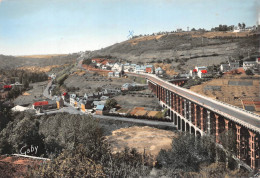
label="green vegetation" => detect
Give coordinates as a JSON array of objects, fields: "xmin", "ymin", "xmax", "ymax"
[
  {"xmin": 0, "ymin": 112, "xmax": 150, "ymax": 177},
  {"xmin": 82, "ymin": 58, "xmax": 92, "ymax": 65},
  {"xmin": 182, "ymin": 78, "xmax": 211, "ymax": 89},
  {"xmin": 131, "ymin": 76, "xmax": 147, "ymax": 84},
  {"xmin": 156, "ymin": 133, "xmax": 249, "ymax": 177},
  {"xmin": 55, "ymin": 73, "xmax": 69, "ymax": 86},
  {"xmin": 0, "ymin": 69, "xmax": 48, "ymax": 84},
  {"xmin": 105, "ymin": 98, "xmax": 118, "ymax": 110},
  {"xmin": 0, "ymin": 112, "xmax": 250, "ymax": 177},
  {"xmin": 245, "ymin": 69, "xmax": 254, "ymax": 75}
]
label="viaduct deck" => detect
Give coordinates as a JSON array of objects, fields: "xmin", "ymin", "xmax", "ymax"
[{"xmin": 129, "ymin": 73, "xmax": 260, "ymax": 133}]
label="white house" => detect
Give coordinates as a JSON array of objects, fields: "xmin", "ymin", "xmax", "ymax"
[
  {"xmin": 220, "ymin": 64, "xmax": 230, "ymax": 72},
  {"xmin": 112, "ymin": 63, "xmax": 124, "ymax": 72},
  {"xmin": 101, "ymin": 65, "xmax": 107, "ymax": 70},
  {"xmin": 198, "ymin": 70, "xmax": 208, "ymax": 78},
  {"xmin": 243, "ymin": 61, "xmax": 256, "ymax": 71},
  {"xmin": 256, "ymin": 57, "xmax": 260, "ymax": 64},
  {"xmin": 155, "ymin": 67, "xmax": 164, "ymax": 75},
  {"xmin": 135, "ymin": 65, "xmax": 146, "ymax": 73},
  {"xmin": 70, "ymin": 94, "xmax": 77, "ymax": 106},
  {"xmin": 195, "ymin": 66, "xmax": 207, "ymax": 72},
  {"xmin": 130, "ymin": 64, "xmax": 137, "ymax": 72},
  {"xmin": 229, "ymin": 62, "xmax": 239, "ymax": 70},
  {"xmin": 123, "ymin": 63, "xmax": 131, "ymax": 72}
]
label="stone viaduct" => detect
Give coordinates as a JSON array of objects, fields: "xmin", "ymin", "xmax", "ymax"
[{"xmin": 144, "ymin": 74, "xmax": 260, "ymax": 171}]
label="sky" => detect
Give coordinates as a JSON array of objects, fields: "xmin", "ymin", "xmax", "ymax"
[{"xmin": 0, "ymin": 0, "xmax": 259, "ymax": 55}]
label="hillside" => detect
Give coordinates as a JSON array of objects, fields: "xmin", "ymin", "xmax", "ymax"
[
  {"xmin": 0, "ymin": 53, "xmax": 79, "ymax": 70},
  {"xmin": 89, "ymin": 31, "xmax": 259, "ymax": 71}
]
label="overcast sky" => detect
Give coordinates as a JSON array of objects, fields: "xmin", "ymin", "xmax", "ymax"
[{"xmin": 0, "ymin": 0, "xmax": 259, "ymax": 55}]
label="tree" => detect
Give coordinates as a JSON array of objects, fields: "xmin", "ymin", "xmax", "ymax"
[
  {"xmin": 242, "ymin": 23, "xmax": 246, "ymax": 29},
  {"xmin": 191, "ymin": 28, "xmax": 196, "ymax": 31},
  {"xmin": 245, "ymin": 69, "xmax": 254, "ymax": 75},
  {"xmin": 105, "ymin": 98, "xmax": 117, "ymax": 110},
  {"xmin": 82, "ymin": 58, "xmax": 92, "ymax": 65},
  {"xmin": 29, "ymin": 144, "xmax": 105, "ymax": 178},
  {"xmin": 156, "ymin": 134, "xmax": 214, "ymax": 172},
  {"xmin": 0, "ymin": 101, "xmax": 12, "ymax": 131},
  {"xmin": 238, "ymin": 23, "xmax": 242, "ymax": 29}
]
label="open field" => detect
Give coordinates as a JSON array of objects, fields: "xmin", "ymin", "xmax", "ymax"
[
  {"xmin": 190, "ymin": 74, "xmax": 260, "ymax": 114},
  {"xmin": 114, "ymin": 89, "xmax": 160, "ymax": 110},
  {"xmin": 106, "ymin": 126, "xmax": 177, "ymax": 161}
]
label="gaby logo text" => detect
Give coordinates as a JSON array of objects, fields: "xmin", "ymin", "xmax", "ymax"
[{"xmin": 20, "ymin": 145, "xmax": 38, "ymax": 155}]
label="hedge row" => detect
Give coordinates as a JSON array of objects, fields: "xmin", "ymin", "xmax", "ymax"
[{"xmin": 103, "ymin": 112, "xmax": 172, "ymax": 122}]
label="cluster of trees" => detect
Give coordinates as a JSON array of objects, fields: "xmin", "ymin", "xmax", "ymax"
[
  {"xmin": 0, "ymin": 112, "xmax": 151, "ymax": 177},
  {"xmin": 105, "ymin": 98, "xmax": 118, "ymax": 111},
  {"xmin": 238, "ymin": 23, "xmax": 246, "ymax": 29},
  {"xmin": 0, "ymin": 111, "xmax": 249, "ymax": 177},
  {"xmin": 155, "ymin": 132, "xmax": 248, "ymax": 177},
  {"xmin": 0, "ymin": 69, "xmax": 48, "ymax": 85},
  {"xmin": 82, "ymin": 58, "xmax": 92, "ymax": 65},
  {"xmin": 182, "ymin": 78, "xmax": 212, "ymax": 89},
  {"xmin": 211, "ymin": 24, "xmax": 235, "ymax": 32},
  {"xmin": 211, "ymin": 23, "xmax": 246, "ymax": 32}
]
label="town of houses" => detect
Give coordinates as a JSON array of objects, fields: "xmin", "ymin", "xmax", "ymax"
[{"xmin": 1, "ymin": 56, "xmax": 260, "ymax": 116}]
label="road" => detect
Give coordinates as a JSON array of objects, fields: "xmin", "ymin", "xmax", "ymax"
[{"xmin": 143, "ymin": 73, "xmax": 260, "ymax": 133}]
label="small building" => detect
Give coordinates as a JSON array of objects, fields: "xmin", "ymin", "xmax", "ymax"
[
  {"xmin": 198, "ymin": 70, "xmax": 208, "ymax": 78},
  {"xmin": 96, "ymin": 105, "xmax": 105, "ymax": 115},
  {"xmin": 11, "ymin": 105, "xmax": 30, "ymax": 112},
  {"xmin": 195, "ymin": 66, "xmax": 207, "ymax": 72},
  {"xmin": 256, "ymin": 57, "xmax": 260, "ymax": 64},
  {"xmin": 155, "ymin": 67, "xmax": 164, "ymax": 75},
  {"xmin": 220, "ymin": 64, "xmax": 230, "ymax": 72},
  {"xmin": 123, "ymin": 63, "xmax": 131, "ymax": 72},
  {"xmin": 112, "ymin": 63, "xmax": 124, "ymax": 72},
  {"xmin": 108, "ymin": 72, "xmax": 114, "ymax": 77},
  {"xmin": 145, "ymin": 65, "xmax": 154, "ymax": 73},
  {"xmin": 130, "ymin": 64, "xmax": 137, "ymax": 72},
  {"xmin": 243, "ymin": 61, "xmax": 256, "ymax": 71},
  {"xmin": 93, "ymin": 100, "xmax": 106, "ymax": 108},
  {"xmin": 229, "ymin": 62, "xmax": 240, "ymax": 70},
  {"xmin": 49, "ymin": 74, "xmax": 56, "ymax": 80},
  {"xmin": 70, "ymin": 94, "xmax": 77, "ymax": 106},
  {"xmin": 53, "ymin": 96, "xmax": 64, "ymax": 109},
  {"xmin": 84, "ymin": 93, "xmax": 94, "ymax": 101},
  {"xmin": 80, "ymin": 99, "xmax": 93, "ymax": 112},
  {"xmin": 135, "ymin": 65, "xmax": 146, "ymax": 73},
  {"xmin": 33, "ymin": 100, "xmax": 57, "ymax": 112},
  {"xmin": 101, "ymin": 65, "xmax": 107, "ymax": 70},
  {"xmin": 114, "ymin": 71, "xmax": 121, "ymax": 78}
]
